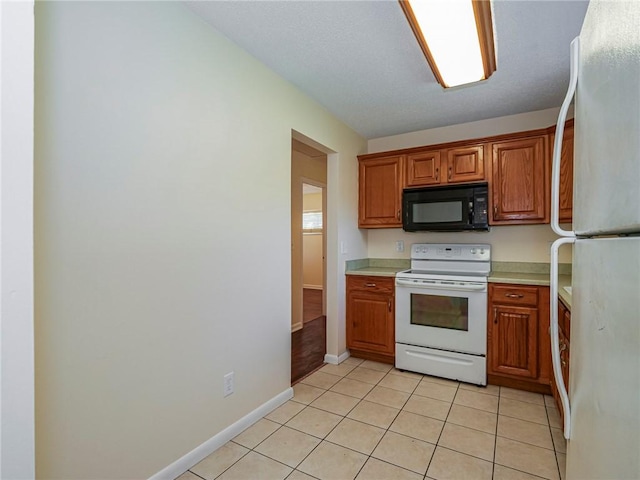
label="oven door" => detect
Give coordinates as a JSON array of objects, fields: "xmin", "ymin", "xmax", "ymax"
[{"xmin": 395, "ymin": 277, "xmax": 487, "ymax": 355}]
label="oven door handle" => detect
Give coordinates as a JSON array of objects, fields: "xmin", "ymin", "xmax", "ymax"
[{"xmin": 395, "ymin": 279, "xmax": 487, "ymax": 292}]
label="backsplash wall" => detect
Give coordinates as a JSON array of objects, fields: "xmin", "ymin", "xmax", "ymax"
[{"xmin": 367, "ymin": 224, "xmax": 573, "ymax": 264}]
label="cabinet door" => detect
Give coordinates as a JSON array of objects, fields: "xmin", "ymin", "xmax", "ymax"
[
  {"xmin": 489, "ymin": 304, "xmax": 539, "ymax": 379},
  {"xmin": 406, "ymin": 150, "xmax": 441, "ymax": 187},
  {"xmin": 491, "ymin": 136, "xmax": 548, "ymax": 224},
  {"xmin": 558, "ymin": 122, "xmax": 574, "ymax": 223},
  {"xmin": 346, "ymin": 291, "xmax": 394, "ymax": 355},
  {"xmin": 358, "ymin": 155, "xmax": 403, "ymax": 228},
  {"xmin": 446, "ymin": 145, "xmax": 486, "ymax": 183}
]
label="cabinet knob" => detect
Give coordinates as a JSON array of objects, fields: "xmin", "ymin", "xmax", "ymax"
[
  {"xmin": 435, "ymin": 167, "xmax": 439, "ymax": 181},
  {"xmin": 388, "ymin": 299, "xmax": 391, "ymax": 312},
  {"xmin": 396, "ymin": 209, "xmax": 401, "ymax": 221},
  {"xmin": 365, "ymin": 283, "xmax": 376, "ymax": 287},
  {"xmin": 493, "ymin": 205, "xmax": 498, "ymax": 216},
  {"xmin": 493, "ymin": 307, "xmax": 498, "ymax": 324}
]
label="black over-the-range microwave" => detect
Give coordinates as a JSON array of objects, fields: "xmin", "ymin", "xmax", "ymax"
[{"xmin": 402, "ymin": 182, "xmax": 489, "ymax": 232}]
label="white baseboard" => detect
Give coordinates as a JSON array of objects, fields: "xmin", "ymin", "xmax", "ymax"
[
  {"xmin": 291, "ymin": 322, "xmax": 303, "ymax": 333},
  {"xmin": 324, "ymin": 351, "xmax": 350, "ymax": 365},
  {"xmin": 149, "ymin": 387, "xmax": 293, "ymax": 480},
  {"xmin": 303, "ymin": 285, "xmax": 323, "ymax": 290}
]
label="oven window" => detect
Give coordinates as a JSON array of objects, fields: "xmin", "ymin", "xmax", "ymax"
[{"xmin": 410, "ymin": 293, "xmax": 469, "ymax": 331}]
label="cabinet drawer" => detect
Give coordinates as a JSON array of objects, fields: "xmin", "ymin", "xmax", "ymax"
[
  {"xmin": 492, "ymin": 285, "xmax": 538, "ymax": 306},
  {"xmin": 347, "ymin": 276, "xmax": 394, "ymax": 294}
]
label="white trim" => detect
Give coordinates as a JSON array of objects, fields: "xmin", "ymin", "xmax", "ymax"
[
  {"xmin": 148, "ymin": 387, "xmax": 293, "ymax": 480},
  {"xmin": 303, "ymin": 284, "xmax": 323, "ymax": 290},
  {"xmin": 324, "ymin": 351, "xmax": 350, "ymax": 365},
  {"xmin": 1, "ymin": 1, "xmax": 36, "ymax": 477},
  {"xmin": 291, "ymin": 322, "xmax": 303, "ymax": 333}
]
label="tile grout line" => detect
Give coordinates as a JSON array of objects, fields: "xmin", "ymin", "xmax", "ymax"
[
  {"xmin": 491, "ymin": 387, "xmax": 501, "ymax": 479},
  {"xmin": 359, "ymin": 367, "xmax": 423, "ymax": 477},
  {"xmin": 190, "ymin": 361, "xmax": 564, "ymax": 480},
  {"xmin": 283, "ymin": 361, "xmax": 393, "ymax": 479},
  {"xmin": 546, "ymin": 403, "xmax": 564, "ymax": 480},
  {"xmin": 423, "ymin": 379, "xmax": 461, "ymax": 478}
]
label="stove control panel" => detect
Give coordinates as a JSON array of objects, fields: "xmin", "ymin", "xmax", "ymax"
[{"xmin": 410, "ymin": 243, "xmax": 491, "ymax": 262}]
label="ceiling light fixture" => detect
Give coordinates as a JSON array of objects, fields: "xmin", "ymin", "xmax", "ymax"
[{"xmin": 399, "ymin": 0, "xmax": 497, "ymax": 88}]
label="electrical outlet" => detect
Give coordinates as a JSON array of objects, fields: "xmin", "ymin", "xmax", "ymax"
[
  {"xmin": 223, "ymin": 372, "xmax": 234, "ymax": 397},
  {"xmin": 395, "ymin": 240, "xmax": 404, "ymax": 253}
]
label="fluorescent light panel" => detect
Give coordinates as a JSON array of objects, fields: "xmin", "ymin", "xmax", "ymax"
[{"xmin": 400, "ymin": 0, "xmax": 496, "ymax": 88}]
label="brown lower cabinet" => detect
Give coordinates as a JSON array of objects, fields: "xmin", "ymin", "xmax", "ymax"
[
  {"xmin": 346, "ymin": 275, "xmax": 395, "ymax": 364},
  {"xmin": 487, "ymin": 283, "xmax": 552, "ymax": 394},
  {"xmin": 551, "ymin": 297, "xmax": 571, "ymax": 423}
]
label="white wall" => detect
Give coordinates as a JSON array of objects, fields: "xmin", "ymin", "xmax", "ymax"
[
  {"xmin": 367, "ymin": 108, "xmax": 573, "ymax": 264},
  {"xmin": 34, "ymin": 2, "xmax": 365, "ymax": 478},
  {"xmin": 0, "ymin": 1, "xmax": 35, "ymax": 478}
]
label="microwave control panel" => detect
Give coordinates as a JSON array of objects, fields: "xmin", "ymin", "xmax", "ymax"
[{"xmin": 473, "ymin": 195, "xmax": 489, "ymax": 224}]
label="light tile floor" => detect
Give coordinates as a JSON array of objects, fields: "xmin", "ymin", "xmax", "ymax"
[{"xmin": 177, "ymin": 357, "xmax": 566, "ymax": 480}]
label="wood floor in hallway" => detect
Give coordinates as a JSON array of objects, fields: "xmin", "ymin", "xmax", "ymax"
[{"xmin": 291, "ymin": 289, "xmax": 326, "ymax": 384}]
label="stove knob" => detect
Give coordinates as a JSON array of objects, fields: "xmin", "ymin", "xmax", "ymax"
[
  {"xmin": 470, "ymin": 248, "xmax": 477, "ymax": 254},
  {"xmin": 480, "ymin": 248, "xmax": 485, "ymax": 255}
]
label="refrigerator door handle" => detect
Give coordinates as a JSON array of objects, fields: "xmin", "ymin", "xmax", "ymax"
[
  {"xmin": 551, "ymin": 37, "xmax": 579, "ymax": 238},
  {"xmin": 551, "ymin": 237, "xmax": 575, "ymax": 439}
]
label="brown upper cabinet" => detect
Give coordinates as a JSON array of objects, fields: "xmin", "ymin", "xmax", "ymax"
[
  {"xmin": 446, "ymin": 145, "xmax": 486, "ymax": 184},
  {"xmin": 550, "ymin": 119, "xmax": 574, "ymax": 223},
  {"xmin": 358, "ymin": 154, "xmax": 404, "ymax": 228},
  {"xmin": 490, "ymin": 135, "xmax": 549, "ymax": 224},
  {"xmin": 406, "ymin": 144, "xmax": 486, "ymax": 187},
  {"xmin": 405, "ymin": 149, "xmax": 441, "ymax": 186},
  {"xmin": 358, "ymin": 122, "xmax": 572, "ymax": 229}
]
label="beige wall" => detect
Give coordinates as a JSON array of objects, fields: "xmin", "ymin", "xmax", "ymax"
[
  {"xmin": 303, "ymin": 234, "xmax": 323, "ymax": 288},
  {"xmin": 367, "ymin": 108, "xmax": 574, "ymax": 264},
  {"xmin": 304, "ymin": 191, "xmax": 323, "ymax": 211},
  {"xmin": 34, "ymin": 2, "xmax": 366, "ymax": 478},
  {"xmin": 303, "ymin": 192, "xmax": 324, "ymax": 288},
  {"xmin": 368, "ymin": 106, "xmax": 573, "ymax": 153},
  {"xmin": 367, "ymin": 224, "xmax": 572, "ymax": 263}
]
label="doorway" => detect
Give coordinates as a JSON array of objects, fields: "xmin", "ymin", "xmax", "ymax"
[{"xmin": 291, "ymin": 139, "xmax": 327, "ymax": 384}]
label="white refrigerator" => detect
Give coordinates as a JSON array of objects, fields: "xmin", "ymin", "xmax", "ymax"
[{"xmin": 550, "ymin": 1, "xmax": 640, "ymax": 479}]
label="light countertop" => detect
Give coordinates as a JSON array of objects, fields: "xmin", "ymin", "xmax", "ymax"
[
  {"xmin": 345, "ymin": 258, "xmax": 409, "ymax": 278},
  {"xmin": 345, "ymin": 259, "xmax": 572, "ymax": 308},
  {"xmin": 345, "ymin": 266, "xmax": 407, "ymax": 277}
]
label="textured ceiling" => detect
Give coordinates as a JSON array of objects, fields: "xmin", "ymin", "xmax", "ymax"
[{"xmin": 185, "ymin": 0, "xmax": 589, "ymax": 139}]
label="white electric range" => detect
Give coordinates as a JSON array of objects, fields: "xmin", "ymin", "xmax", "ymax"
[{"xmin": 395, "ymin": 243, "xmax": 491, "ymax": 385}]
